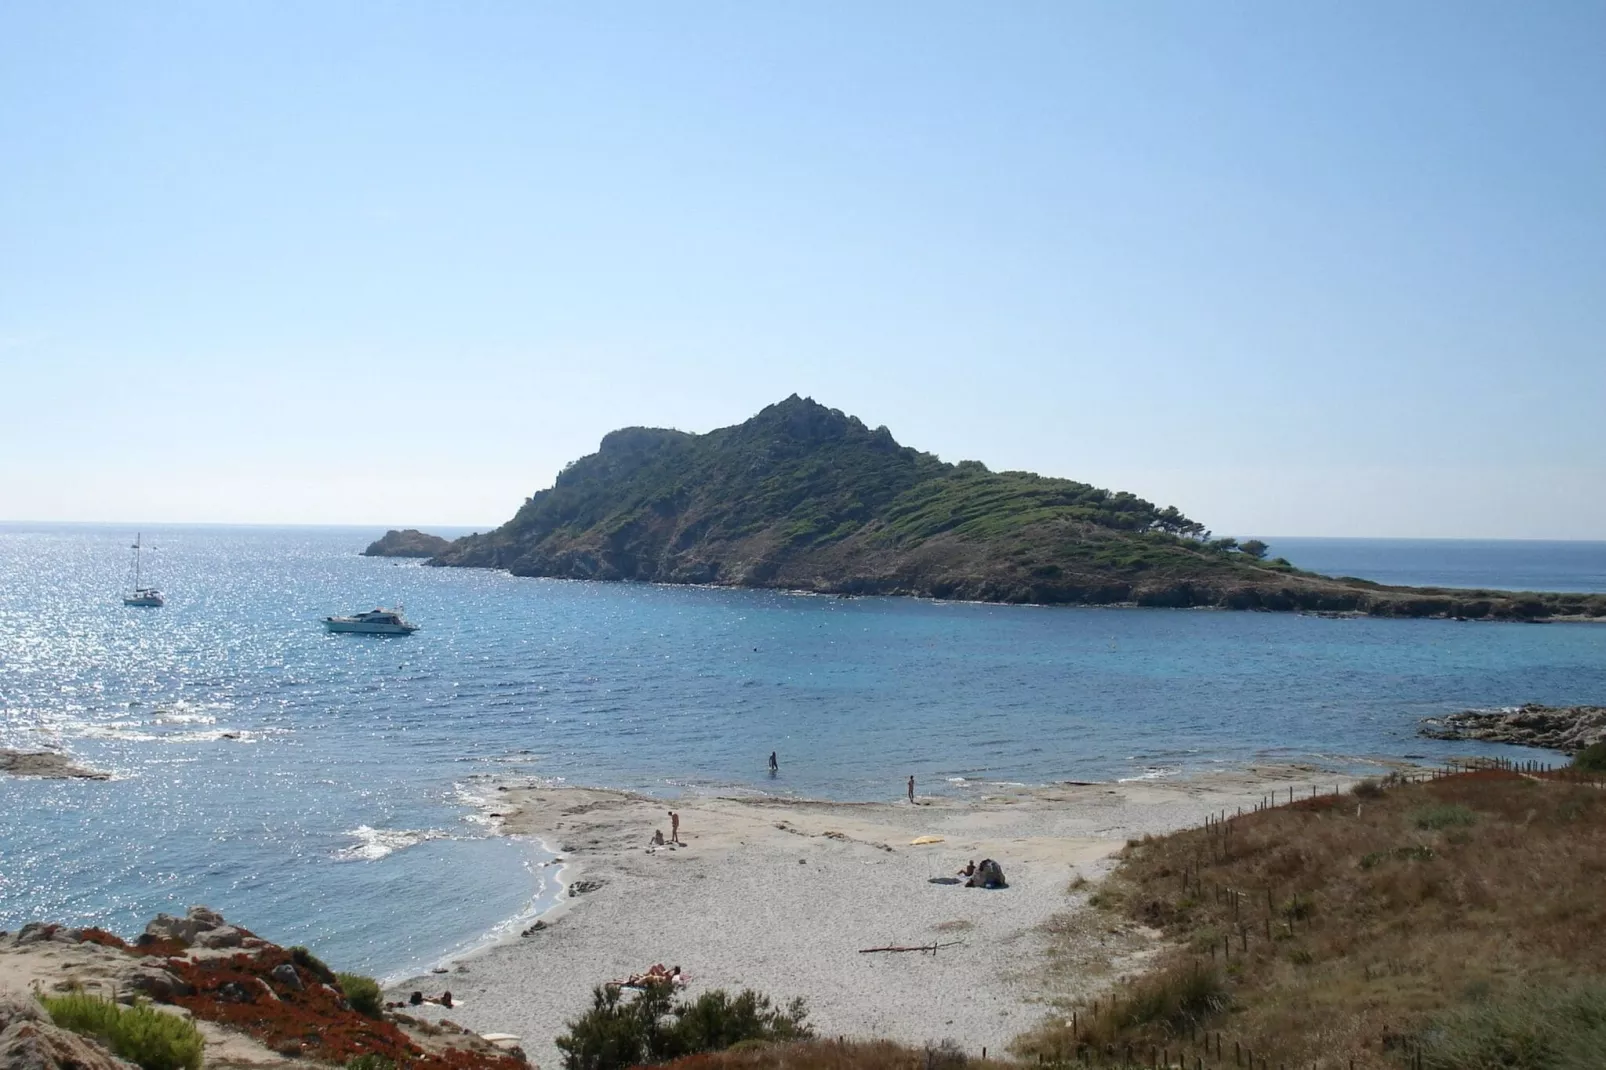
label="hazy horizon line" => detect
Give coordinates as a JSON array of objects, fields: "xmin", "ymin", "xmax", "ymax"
[{"xmin": 2, "ymin": 519, "xmax": 1602, "ymax": 545}]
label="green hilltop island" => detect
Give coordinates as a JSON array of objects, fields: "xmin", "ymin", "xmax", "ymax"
[{"xmin": 427, "ymin": 396, "xmax": 1605, "ymax": 621}]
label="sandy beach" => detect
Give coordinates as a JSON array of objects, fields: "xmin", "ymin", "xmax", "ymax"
[{"xmin": 390, "ymin": 766, "xmax": 1359, "ymax": 1069}]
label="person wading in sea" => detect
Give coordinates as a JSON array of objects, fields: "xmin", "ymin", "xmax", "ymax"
[
  {"xmin": 769, "ymin": 751, "xmax": 779, "ymax": 774},
  {"xmin": 907, "ymin": 775, "xmax": 915, "ymax": 804}
]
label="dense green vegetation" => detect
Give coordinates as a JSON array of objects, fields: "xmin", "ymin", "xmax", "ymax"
[
  {"xmin": 432, "ymin": 396, "xmax": 1606, "ymax": 620},
  {"xmin": 41, "ymin": 993, "xmax": 203, "ymax": 1070},
  {"xmin": 1573, "ymin": 741, "xmax": 1606, "ymax": 773},
  {"xmin": 336, "ymin": 972, "xmax": 383, "ymax": 1018},
  {"xmin": 554, "ymin": 982, "xmax": 811, "ymax": 1070}
]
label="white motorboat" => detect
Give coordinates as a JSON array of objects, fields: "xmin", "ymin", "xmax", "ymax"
[
  {"xmin": 123, "ymin": 534, "xmax": 165, "ymax": 608},
  {"xmin": 323, "ymin": 607, "xmax": 419, "ymax": 635}
]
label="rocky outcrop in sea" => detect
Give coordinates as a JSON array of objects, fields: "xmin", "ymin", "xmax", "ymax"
[
  {"xmin": 362, "ymin": 530, "xmax": 453, "ymax": 558},
  {"xmin": 0, "ymin": 750, "xmax": 109, "ymax": 780},
  {"xmin": 1418, "ymin": 704, "xmax": 1606, "ymax": 753}
]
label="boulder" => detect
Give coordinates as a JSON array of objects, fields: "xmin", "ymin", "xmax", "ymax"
[
  {"xmin": 192, "ymin": 926, "xmax": 244, "ymax": 950},
  {"xmin": 0, "ymin": 998, "xmax": 136, "ymax": 1070},
  {"xmin": 12, "ymin": 925, "xmax": 73, "ymax": 947},
  {"xmin": 217, "ymin": 982, "xmax": 254, "ymax": 1004},
  {"xmin": 269, "ymin": 964, "xmax": 303, "ymax": 991},
  {"xmin": 143, "ymin": 906, "xmax": 236, "ymax": 947},
  {"xmin": 125, "ymin": 964, "xmax": 193, "ymax": 1001},
  {"xmin": 0, "ymin": 997, "xmax": 45, "ymax": 1033}
]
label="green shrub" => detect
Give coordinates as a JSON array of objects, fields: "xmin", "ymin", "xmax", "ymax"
[
  {"xmin": 555, "ymin": 984, "xmax": 663, "ymax": 1070},
  {"xmin": 1418, "ymin": 981, "xmax": 1606, "ymax": 1069},
  {"xmin": 336, "ymin": 972, "xmax": 383, "ymax": 1019},
  {"xmin": 289, "ymin": 945, "xmax": 337, "ymax": 984},
  {"xmin": 1572, "ymin": 741, "xmax": 1606, "ymax": 774},
  {"xmin": 41, "ymin": 993, "xmax": 203, "ymax": 1070},
  {"xmin": 670, "ymin": 989, "xmax": 809, "ymax": 1055},
  {"xmin": 1351, "ymin": 778, "xmax": 1385, "ymax": 799},
  {"xmin": 346, "ymin": 1057, "xmax": 397, "ymax": 1070},
  {"xmin": 555, "ymin": 981, "xmax": 811, "ymax": 1070},
  {"xmin": 1413, "ymin": 803, "xmax": 1477, "ymax": 830}
]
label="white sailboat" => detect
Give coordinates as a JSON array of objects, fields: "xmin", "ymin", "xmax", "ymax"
[{"xmin": 123, "ymin": 534, "xmax": 165, "ymax": 608}]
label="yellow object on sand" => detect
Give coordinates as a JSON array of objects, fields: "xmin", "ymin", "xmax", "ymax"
[{"xmin": 909, "ymin": 835, "xmax": 945, "ymax": 845}]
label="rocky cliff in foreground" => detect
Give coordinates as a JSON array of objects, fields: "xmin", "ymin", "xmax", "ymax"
[
  {"xmin": 0, "ymin": 908, "xmax": 528, "ymax": 1070},
  {"xmin": 429, "ymin": 396, "xmax": 1606, "ymax": 621}
]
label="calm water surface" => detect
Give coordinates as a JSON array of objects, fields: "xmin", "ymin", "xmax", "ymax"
[{"xmin": 2, "ymin": 525, "xmax": 1602, "ymax": 977}]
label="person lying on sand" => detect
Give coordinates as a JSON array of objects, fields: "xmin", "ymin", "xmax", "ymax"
[{"xmin": 610, "ymin": 965, "xmax": 683, "ymax": 989}]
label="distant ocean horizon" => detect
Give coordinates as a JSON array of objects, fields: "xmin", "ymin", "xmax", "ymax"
[
  {"xmin": 2, "ymin": 525, "xmax": 1601, "ymax": 980},
  {"xmin": 8, "ymin": 523, "xmax": 1604, "ymax": 594},
  {"xmin": 1256, "ymin": 536, "xmax": 1606, "ymax": 595}
]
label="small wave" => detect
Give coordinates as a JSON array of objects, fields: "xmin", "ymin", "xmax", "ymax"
[
  {"xmin": 151, "ymin": 711, "xmax": 218, "ymax": 725},
  {"xmin": 78, "ymin": 725, "xmax": 161, "ymax": 742},
  {"xmin": 1118, "ymin": 767, "xmax": 1181, "ymax": 783},
  {"xmin": 170, "ymin": 729, "xmax": 257, "ymax": 743},
  {"xmin": 336, "ymin": 825, "xmax": 450, "ymax": 862}
]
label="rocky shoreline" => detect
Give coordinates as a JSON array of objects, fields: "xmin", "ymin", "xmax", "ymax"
[{"xmin": 1419, "ymin": 704, "xmax": 1606, "ymax": 753}]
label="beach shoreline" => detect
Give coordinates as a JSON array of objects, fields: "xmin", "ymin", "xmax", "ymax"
[{"xmin": 391, "ymin": 764, "xmax": 1365, "ymax": 1069}]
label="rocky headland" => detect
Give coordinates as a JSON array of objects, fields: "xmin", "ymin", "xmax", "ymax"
[
  {"xmin": 1419, "ymin": 704, "xmax": 1606, "ymax": 753},
  {"xmin": 0, "ymin": 907, "xmax": 529, "ymax": 1070},
  {"xmin": 426, "ymin": 396, "xmax": 1606, "ymax": 622},
  {"xmin": 362, "ymin": 530, "xmax": 453, "ymax": 558},
  {"xmin": 0, "ymin": 750, "xmax": 110, "ymax": 780}
]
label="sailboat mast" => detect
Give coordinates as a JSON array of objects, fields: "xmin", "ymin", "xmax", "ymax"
[{"xmin": 132, "ymin": 534, "xmax": 141, "ymax": 591}]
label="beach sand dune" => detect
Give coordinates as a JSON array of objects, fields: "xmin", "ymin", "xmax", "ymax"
[{"xmin": 393, "ymin": 767, "xmax": 1354, "ymax": 1069}]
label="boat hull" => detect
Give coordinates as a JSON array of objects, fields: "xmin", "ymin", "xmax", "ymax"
[
  {"xmin": 124, "ymin": 594, "xmax": 165, "ymax": 608},
  {"xmin": 323, "ymin": 619, "xmax": 418, "ymax": 635}
]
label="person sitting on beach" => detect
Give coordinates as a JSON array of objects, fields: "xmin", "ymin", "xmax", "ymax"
[
  {"xmin": 651, "ymin": 829, "xmax": 665, "ymax": 846},
  {"xmin": 958, "ymin": 860, "xmax": 976, "ymax": 878}
]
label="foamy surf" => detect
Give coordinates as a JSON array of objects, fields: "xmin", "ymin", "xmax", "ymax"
[
  {"xmin": 336, "ymin": 825, "xmax": 451, "ymax": 862},
  {"xmin": 1118, "ymin": 767, "xmax": 1181, "ymax": 782}
]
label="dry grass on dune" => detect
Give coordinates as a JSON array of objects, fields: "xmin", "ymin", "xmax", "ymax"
[
  {"xmin": 1013, "ymin": 770, "xmax": 1606, "ymax": 1069},
  {"xmin": 654, "ymin": 1038, "xmax": 1015, "ymax": 1070}
]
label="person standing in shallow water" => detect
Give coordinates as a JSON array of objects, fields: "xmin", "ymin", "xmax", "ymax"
[
  {"xmin": 769, "ymin": 751, "xmax": 779, "ymax": 774},
  {"xmin": 907, "ymin": 775, "xmax": 915, "ymax": 804}
]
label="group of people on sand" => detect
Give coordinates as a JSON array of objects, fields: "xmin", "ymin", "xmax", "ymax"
[
  {"xmin": 610, "ymin": 963, "xmax": 685, "ymax": 990},
  {"xmin": 386, "ymin": 990, "xmax": 454, "ymax": 1010},
  {"xmin": 650, "ymin": 810, "xmax": 683, "ymax": 848}
]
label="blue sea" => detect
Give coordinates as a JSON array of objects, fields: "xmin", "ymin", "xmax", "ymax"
[{"xmin": 2, "ymin": 526, "xmax": 1603, "ymax": 979}]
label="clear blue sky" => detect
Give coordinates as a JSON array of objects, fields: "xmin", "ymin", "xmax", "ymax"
[{"xmin": 3, "ymin": 2, "xmax": 1602, "ymax": 537}]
